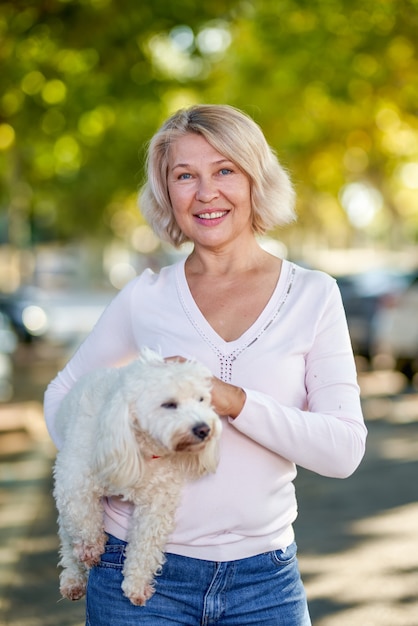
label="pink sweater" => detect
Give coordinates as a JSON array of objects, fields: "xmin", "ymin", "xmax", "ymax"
[{"xmin": 44, "ymin": 259, "xmax": 367, "ymax": 561}]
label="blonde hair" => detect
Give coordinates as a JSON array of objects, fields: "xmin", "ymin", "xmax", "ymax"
[{"xmin": 139, "ymin": 104, "xmax": 296, "ymax": 247}]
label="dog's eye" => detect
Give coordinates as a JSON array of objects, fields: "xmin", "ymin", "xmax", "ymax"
[
  {"xmin": 199, "ymin": 397, "xmax": 204, "ymax": 402},
  {"xmin": 161, "ymin": 401, "xmax": 178, "ymax": 409}
]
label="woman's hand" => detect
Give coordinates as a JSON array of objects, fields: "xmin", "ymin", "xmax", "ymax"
[
  {"xmin": 164, "ymin": 355, "xmax": 246, "ymax": 419},
  {"xmin": 210, "ymin": 376, "xmax": 246, "ymax": 419}
]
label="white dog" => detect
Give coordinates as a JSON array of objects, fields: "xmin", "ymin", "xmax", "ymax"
[{"xmin": 53, "ymin": 349, "xmax": 222, "ymax": 606}]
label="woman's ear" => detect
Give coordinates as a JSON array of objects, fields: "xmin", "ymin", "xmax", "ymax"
[{"xmin": 92, "ymin": 387, "xmax": 144, "ymax": 492}]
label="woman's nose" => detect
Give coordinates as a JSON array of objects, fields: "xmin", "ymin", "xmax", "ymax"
[{"xmin": 195, "ymin": 177, "xmax": 218, "ymax": 202}]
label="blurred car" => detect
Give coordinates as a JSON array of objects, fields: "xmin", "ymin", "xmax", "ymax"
[
  {"xmin": 372, "ymin": 271, "xmax": 418, "ymax": 380},
  {"xmin": 42, "ymin": 289, "xmax": 114, "ymax": 346},
  {"xmin": 0, "ymin": 286, "xmax": 49, "ymax": 343},
  {"xmin": 335, "ymin": 269, "xmax": 414, "ymax": 360},
  {"xmin": 0, "ymin": 310, "xmax": 18, "ymax": 401},
  {"xmin": 0, "ymin": 285, "xmax": 115, "ymax": 347}
]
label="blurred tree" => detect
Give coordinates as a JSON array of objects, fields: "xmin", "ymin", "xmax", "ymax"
[
  {"xmin": 0, "ymin": 0, "xmax": 238, "ymax": 245},
  {"xmin": 0, "ymin": 0, "xmax": 417, "ymax": 253},
  {"xmin": 200, "ymin": 0, "xmax": 418, "ymax": 250}
]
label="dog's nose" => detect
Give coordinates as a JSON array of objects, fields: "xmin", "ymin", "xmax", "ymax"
[{"xmin": 192, "ymin": 422, "xmax": 211, "ymax": 441}]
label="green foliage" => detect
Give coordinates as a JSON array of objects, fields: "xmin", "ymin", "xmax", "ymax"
[
  {"xmin": 201, "ymin": 0, "xmax": 418, "ymax": 245},
  {"xmin": 1, "ymin": 0, "xmax": 417, "ymax": 249},
  {"xmin": 0, "ymin": 0, "xmax": 237, "ymax": 243}
]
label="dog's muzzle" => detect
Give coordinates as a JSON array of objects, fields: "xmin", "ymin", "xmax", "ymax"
[
  {"xmin": 192, "ymin": 422, "xmax": 211, "ymax": 441},
  {"xmin": 174, "ymin": 421, "xmax": 214, "ymax": 451}
]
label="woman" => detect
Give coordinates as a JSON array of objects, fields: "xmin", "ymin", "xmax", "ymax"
[{"xmin": 44, "ymin": 104, "xmax": 367, "ymax": 625}]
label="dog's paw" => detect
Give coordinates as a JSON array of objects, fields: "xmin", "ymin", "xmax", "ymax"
[
  {"xmin": 122, "ymin": 579, "xmax": 155, "ymax": 606},
  {"xmin": 60, "ymin": 578, "xmax": 87, "ymax": 601},
  {"xmin": 73, "ymin": 536, "xmax": 106, "ymax": 567}
]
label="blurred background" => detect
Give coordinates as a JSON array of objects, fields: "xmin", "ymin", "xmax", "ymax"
[{"xmin": 0, "ymin": 1, "xmax": 417, "ymax": 625}]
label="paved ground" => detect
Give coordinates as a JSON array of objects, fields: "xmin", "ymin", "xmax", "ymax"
[
  {"xmin": 295, "ymin": 374, "xmax": 418, "ymax": 626},
  {"xmin": 0, "ymin": 354, "xmax": 417, "ymax": 625}
]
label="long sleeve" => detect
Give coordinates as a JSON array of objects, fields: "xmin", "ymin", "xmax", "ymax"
[
  {"xmin": 234, "ymin": 392, "xmax": 365, "ymax": 479},
  {"xmin": 231, "ymin": 279, "xmax": 367, "ymax": 479}
]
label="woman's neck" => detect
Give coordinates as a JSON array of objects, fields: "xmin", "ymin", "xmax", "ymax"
[{"xmin": 186, "ymin": 240, "xmax": 273, "ymax": 277}]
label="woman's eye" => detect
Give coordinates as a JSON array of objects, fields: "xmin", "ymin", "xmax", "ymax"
[
  {"xmin": 219, "ymin": 168, "xmax": 232, "ymax": 175},
  {"xmin": 178, "ymin": 172, "xmax": 192, "ymax": 180}
]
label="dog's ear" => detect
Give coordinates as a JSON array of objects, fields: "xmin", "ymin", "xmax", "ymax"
[
  {"xmin": 92, "ymin": 386, "xmax": 144, "ymax": 492},
  {"xmin": 139, "ymin": 346, "xmax": 163, "ymax": 365}
]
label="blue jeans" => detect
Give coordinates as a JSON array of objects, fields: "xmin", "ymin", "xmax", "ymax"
[{"xmin": 86, "ymin": 534, "xmax": 311, "ymax": 625}]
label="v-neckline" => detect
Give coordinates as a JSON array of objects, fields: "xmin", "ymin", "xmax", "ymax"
[{"xmin": 175, "ymin": 258, "xmax": 293, "ymax": 349}]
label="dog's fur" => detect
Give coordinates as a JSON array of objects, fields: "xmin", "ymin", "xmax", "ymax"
[{"xmin": 53, "ymin": 349, "xmax": 222, "ymax": 606}]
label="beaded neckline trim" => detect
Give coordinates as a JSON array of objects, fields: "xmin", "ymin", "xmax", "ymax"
[{"xmin": 176, "ymin": 262, "xmax": 296, "ymax": 382}]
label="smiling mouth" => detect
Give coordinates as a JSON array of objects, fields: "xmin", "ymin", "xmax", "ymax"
[{"xmin": 196, "ymin": 211, "xmax": 228, "ymax": 220}]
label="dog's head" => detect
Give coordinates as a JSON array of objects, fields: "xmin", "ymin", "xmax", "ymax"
[
  {"xmin": 127, "ymin": 351, "xmax": 221, "ymax": 457},
  {"xmin": 95, "ymin": 350, "xmax": 222, "ymax": 490}
]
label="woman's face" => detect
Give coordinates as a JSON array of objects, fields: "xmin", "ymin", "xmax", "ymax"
[{"xmin": 167, "ymin": 133, "xmax": 253, "ymax": 250}]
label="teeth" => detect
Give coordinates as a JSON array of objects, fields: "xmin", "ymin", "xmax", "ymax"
[{"xmin": 198, "ymin": 211, "xmax": 226, "ymax": 219}]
